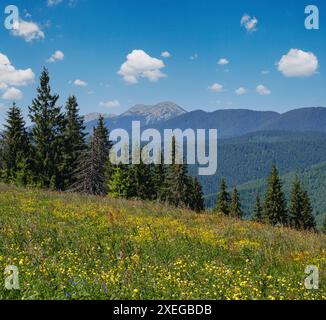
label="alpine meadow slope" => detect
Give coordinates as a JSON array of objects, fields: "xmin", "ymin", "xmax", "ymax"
[{"xmin": 0, "ymin": 184, "xmax": 325, "ymax": 300}]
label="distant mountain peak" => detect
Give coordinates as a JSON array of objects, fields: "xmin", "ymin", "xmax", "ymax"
[{"xmin": 122, "ymin": 101, "xmax": 187, "ymax": 125}]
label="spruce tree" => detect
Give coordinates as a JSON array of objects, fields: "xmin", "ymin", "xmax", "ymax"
[
  {"xmin": 108, "ymin": 164, "xmax": 131, "ymax": 198},
  {"xmin": 151, "ymin": 151, "xmax": 166, "ymax": 201},
  {"xmin": 1, "ymin": 103, "xmax": 32, "ymax": 185},
  {"xmin": 230, "ymin": 186, "xmax": 243, "ymax": 218},
  {"xmin": 288, "ymin": 177, "xmax": 316, "ymax": 231},
  {"xmin": 301, "ymin": 190, "xmax": 316, "ymax": 231},
  {"xmin": 263, "ymin": 165, "xmax": 288, "ymax": 226},
  {"xmin": 61, "ymin": 96, "xmax": 86, "ymax": 189},
  {"xmin": 164, "ymin": 137, "xmax": 189, "ymax": 208},
  {"xmin": 28, "ymin": 68, "xmax": 64, "ymax": 189},
  {"xmin": 126, "ymin": 144, "xmax": 154, "ymax": 200},
  {"xmin": 188, "ymin": 177, "xmax": 205, "ymax": 213},
  {"xmin": 253, "ymin": 192, "xmax": 263, "ymax": 222},
  {"xmin": 70, "ymin": 116, "xmax": 111, "ymax": 195},
  {"xmin": 213, "ymin": 178, "xmax": 231, "ymax": 215}
]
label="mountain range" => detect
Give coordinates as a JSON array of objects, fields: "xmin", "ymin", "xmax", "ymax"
[
  {"xmin": 84, "ymin": 102, "xmax": 326, "ymax": 139},
  {"xmin": 82, "ymin": 102, "xmax": 326, "ymax": 226}
]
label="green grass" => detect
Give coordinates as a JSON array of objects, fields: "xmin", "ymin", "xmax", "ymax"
[{"xmin": 0, "ymin": 184, "xmax": 325, "ymax": 300}]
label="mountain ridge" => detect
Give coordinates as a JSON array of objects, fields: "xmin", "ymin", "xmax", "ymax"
[{"xmin": 84, "ymin": 103, "xmax": 326, "ymax": 138}]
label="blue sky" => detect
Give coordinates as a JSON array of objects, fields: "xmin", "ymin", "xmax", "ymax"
[{"xmin": 0, "ymin": 0, "xmax": 325, "ymax": 126}]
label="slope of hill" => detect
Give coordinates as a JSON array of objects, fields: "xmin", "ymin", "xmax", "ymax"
[
  {"xmin": 205, "ymin": 161, "xmax": 326, "ymax": 227},
  {"xmin": 0, "ymin": 184, "xmax": 325, "ymax": 300}
]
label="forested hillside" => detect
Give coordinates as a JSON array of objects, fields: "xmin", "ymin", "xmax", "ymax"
[
  {"xmin": 205, "ymin": 162, "xmax": 326, "ymax": 227},
  {"xmin": 190, "ymin": 131, "xmax": 326, "ymax": 197}
]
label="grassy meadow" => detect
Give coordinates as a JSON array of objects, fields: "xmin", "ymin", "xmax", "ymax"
[{"xmin": 0, "ymin": 184, "xmax": 325, "ymax": 300}]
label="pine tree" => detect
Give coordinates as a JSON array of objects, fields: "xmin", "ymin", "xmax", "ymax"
[
  {"xmin": 213, "ymin": 178, "xmax": 231, "ymax": 215},
  {"xmin": 61, "ymin": 96, "xmax": 87, "ymax": 189},
  {"xmin": 263, "ymin": 165, "xmax": 288, "ymax": 226},
  {"xmin": 188, "ymin": 177, "xmax": 205, "ymax": 213},
  {"xmin": 230, "ymin": 186, "xmax": 243, "ymax": 218},
  {"xmin": 129, "ymin": 155, "xmax": 154, "ymax": 200},
  {"xmin": 70, "ymin": 116, "xmax": 111, "ymax": 195},
  {"xmin": 301, "ymin": 190, "xmax": 316, "ymax": 231},
  {"xmin": 0, "ymin": 103, "xmax": 32, "ymax": 185},
  {"xmin": 253, "ymin": 192, "xmax": 263, "ymax": 222},
  {"xmin": 108, "ymin": 164, "xmax": 131, "ymax": 198},
  {"xmin": 28, "ymin": 68, "xmax": 64, "ymax": 189},
  {"xmin": 288, "ymin": 177, "xmax": 316, "ymax": 231},
  {"xmin": 164, "ymin": 138, "xmax": 189, "ymax": 208},
  {"xmin": 151, "ymin": 151, "xmax": 166, "ymax": 201}
]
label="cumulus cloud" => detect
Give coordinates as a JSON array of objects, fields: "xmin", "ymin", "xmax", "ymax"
[
  {"xmin": 118, "ymin": 50, "xmax": 166, "ymax": 84},
  {"xmin": 47, "ymin": 0, "xmax": 63, "ymax": 6},
  {"xmin": 209, "ymin": 83, "xmax": 224, "ymax": 93},
  {"xmin": 277, "ymin": 49, "xmax": 318, "ymax": 77},
  {"xmin": 99, "ymin": 100, "xmax": 120, "ymax": 108},
  {"xmin": 73, "ymin": 79, "xmax": 87, "ymax": 87},
  {"xmin": 11, "ymin": 18, "xmax": 45, "ymax": 42},
  {"xmin": 2, "ymin": 87, "xmax": 23, "ymax": 100},
  {"xmin": 218, "ymin": 58, "xmax": 229, "ymax": 65},
  {"xmin": 240, "ymin": 14, "xmax": 258, "ymax": 32},
  {"xmin": 256, "ymin": 84, "xmax": 271, "ymax": 96},
  {"xmin": 161, "ymin": 51, "xmax": 171, "ymax": 58},
  {"xmin": 0, "ymin": 53, "xmax": 35, "ymax": 87},
  {"xmin": 47, "ymin": 50, "xmax": 64, "ymax": 63},
  {"xmin": 235, "ymin": 87, "xmax": 247, "ymax": 95}
]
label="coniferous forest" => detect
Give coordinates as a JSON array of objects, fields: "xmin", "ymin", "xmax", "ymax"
[{"xmin": 0, "ymin": 69, "xmax": 320, "ymax": 232}]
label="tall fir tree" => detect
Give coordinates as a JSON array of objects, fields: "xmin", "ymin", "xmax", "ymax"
[
  {"xmin": 301, "ymin": 190, "xmax": 316, "ymax": 231},
  {"xmin": 164, "ymin": 137, "xmax": 189, "ymax": 208},
  {"xmin": 28, "ymin": 68, "xmax": 64, "ymax": 189},
  {"xmin": 126, "ymin": 144, "xmax": 154, "ymax": 200},
  {"xmin": 71, "ymin": 116, "xmax": 111, "ymax": 195},
  {"xmin": 108, "ymin": 163, "xmax": 131, "ymax": 198},
  {"xmin": 263, "ymin": 165, "xmax": 288, "ymax": 226},
  {"xmin": 0, "ymin": 103, "xmax": 32, "ymax": 185},
  {"xmin": 230, "ymin": 186, "xmax": 243, "ymax": 218},
  {"xmin": 213, "ymin": 178, "xmax": 231, "ymax": 215},
  {"xmin": 61, "ymin": 96, "xmax": 87, "ymax": 189},
  {"xmin": 288, "ymin": 177, "xmax": 316, "ymax": 231},
  {"xmin": 188, "ymin": 177, "xmax": 205, "ymax": 213},
  {"xmin": 253, "ymin": 192, "xmax": 263, "ymax": 222},
  {"xmin": 151, "ymin": 153, "xmax": 166, "ymax": 201}
]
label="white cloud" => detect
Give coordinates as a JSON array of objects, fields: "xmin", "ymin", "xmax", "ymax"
[
  {"xmin": 0, "ymin": 83, "xmax": 8, "ymax": 90},
  {"xmin": 240, "ymin": 14, "xmax": 258, "ymax": 32},
  {"xmin": 47, "ymin": 0, "xmax": 63, "ymax": 6},
  {"xmin": 218, "ymin": 58, "xmax": 229, "ymax": 65},
  {"xmin": 2, "ymin": 87, "xmax": 23, "ymax": 100},
  {"xmin": 209, "ymin": 83, "xmax": 224, "ymax": 93},
  {"xmin": 161, "ymin": 51, "xmax": 171, "ymax": 58},
  {"xmin": 190, "ymin": 53, "xmax": 198, "ymax": 60},
  {"xmin": 0, "ymin": 53, "xmax": 35, "ymax": 87},
  {"xmin": 118, "ymin": 49, "xmax": 166, "ymax": 84},
  {"xmin": 261, "ymin": 70, "xmax": 270, "ymax": 75},
  {"xmin": 277, "ymin": 49, "xmax": 318, "ymax": 77},
  {"xmin": 11, "ymin": 19, "xmax": 45, "ymax": 42},
  {"xmin": 99, "ymin": 100, "xmax": 120, "ymax": 108},
  {"xmin": 73, "ymin": 79, "xmax": 87, "ymax": 87},
  {"xmin": 47, "ymin": 50, "xmax": 64, "ymax": 63},
  {"xmin": 235, "ymin": 87, "xmax": 248, "ymax": 95},
  {"xmin": 256, "ymin": 84, "xmax": 271, "ymax": 96}
]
